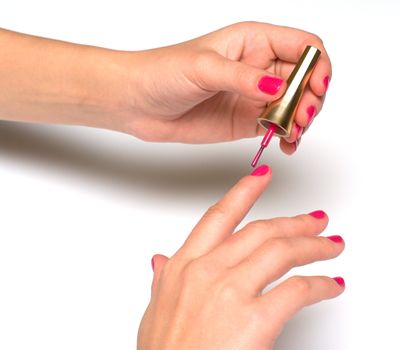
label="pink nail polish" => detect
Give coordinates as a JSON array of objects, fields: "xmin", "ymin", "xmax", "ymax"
[
  {"xmin": 333, "ymin": 276, "xmax": 345, "ymax": 288},
  {"xmin": 323, "ymin": 76, "xmax": 330, "ymax": 92},
  {"xmin": 251, "ymin": 164, "xmax": 270, "ymax": 176},
  {"xmin": 151, "ymin": 257, "xmax": 155, "ymax": 271},
  {"xmin": 327, "ymin": 235, "xmax": 344, "ymax": 243},
  {"xmin": 308, "ymin": 210, "xmax": 326, "ymax": 219},
  {"xmin": 258, "ymin": 76, "xmax": 283, "ymax": 95},
  {"xmin": 306, "ymin": 105, "xmax": 316, "ymax": 124}
]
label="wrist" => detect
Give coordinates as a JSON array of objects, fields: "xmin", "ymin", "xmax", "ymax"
[{"xmin": 66, "ymin": 46, "xmax": 136, "ymax": 131}]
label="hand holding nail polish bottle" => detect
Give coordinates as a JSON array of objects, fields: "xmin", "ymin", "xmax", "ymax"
[{"xmin": 251, "ymin": 45, "xmax": 321, "ymax": 167}]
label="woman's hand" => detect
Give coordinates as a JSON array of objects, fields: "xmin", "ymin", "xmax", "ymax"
[
  {"xmin": 137, "ymin": 164, "xmax": 345, "ymax": 350},
  {"xmin": 1, "ymin": 23, "xmax": 330, "ymax": 153},
  {"xmin": 120, "ymin": 22, "xmax": 331, "ymax": 153}
]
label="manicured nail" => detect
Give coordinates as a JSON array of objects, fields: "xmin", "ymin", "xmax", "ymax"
[
  {"xmin": 333, "ymin": 276, "xmax": 345, "ymax": 288},
  {"xmin": 151, "ymin": 257, "xmax": 155, "ymax": 271},
  {"xmin": 258, "ymin": 76, "xmax": 283, "ymax": 95},
  {"xmin": 323, "ymin": 76, "xmax": 330, "ymax": 92},
  {"xmin": 251, "ymin": 164, "xmax": 270, "ymax": 176},
  {"xmin": 327, "ymin": 235, "xmax": 344, "ymax": 243},
  {"xmin": 308, "ymin": 210, "xmax": 326, "ymax": 219},
  {"xmin": 306, "ymin": 105, "xmax": 317, "ymax": 124}
]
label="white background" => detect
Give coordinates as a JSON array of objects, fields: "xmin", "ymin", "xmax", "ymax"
[{"xmin": 1, "ymin": 0, "xmax": 399, "ymax": 349}]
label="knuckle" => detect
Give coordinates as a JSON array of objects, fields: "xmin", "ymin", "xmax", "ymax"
[
  {"xmin": 296, "ymin": 215, "xmax": 315, "ymax": 232},
  {"xmin": 245, "ymin": 219, "xmax": 278, "ymax": 235},
  {"xmin": 231, "ymin": 21, "xmax": 259, "ymax": 30},
  {"xmin": 181, "ymin": 258, "xmax": 215, "ymax": 285},
  {"xmin": 288, "ymin": 276, "xmax": 311, "ymax": 296},
  {"xmin": 218, "ymin": 282, "xmax": 241, "ymax": 303},
  {"xmin": 192, "ymin": 51, "xmax": 213, "ymax": 74},
  {"xmin": 203, "ymin": 203, "xmax": 228, "ymax": 221},
  {"xmin": 245, "ymin": 219, "xmax": 268, "ymax": 232},
  {"xmin": 305, "ymin": 31, "xmax": 324, "ymax": 46}
]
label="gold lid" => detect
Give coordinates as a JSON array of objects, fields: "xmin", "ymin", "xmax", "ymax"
[{"xmin": 257, "ymin": 46, "xmax": 321, "ymax": 137}]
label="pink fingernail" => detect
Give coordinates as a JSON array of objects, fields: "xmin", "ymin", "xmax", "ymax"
[
  {"xmin": 308, "ymin": 210, "xmax": 326, "ymax": 219},
  {"xmin": 258, "ymin": 76, "xmax": 283, "ymax": 95},
  {"xmin": 327, "ymin": 235, "xmax": 344, "ymax": 243},
  {"xmin": 251, "ymin": 164, "xmax": 270, "ymax": 176},
  {"xmin": 151, "ymin": 257, "xmax": 155, "ymax": 271},
  {"xmin": 333, "ymin": 276, "xmax": 345, "ymax": 287},
  {"xmin": 306, "ymin": 105, "xmax": 317, "ymax": 124},
  {"xmin": 323, "ymin": 76, "xmax": 330, "ymax": 92}
]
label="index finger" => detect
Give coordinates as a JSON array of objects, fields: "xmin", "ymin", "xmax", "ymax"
[{"xmin": 176, "ymin": 164, "xmax": 273, "ymax": 260}]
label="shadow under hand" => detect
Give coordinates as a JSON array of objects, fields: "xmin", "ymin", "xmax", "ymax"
[
  {"xmin": 0, "ymin": 121, "xmax": 347, "ymax": 213},
  {"xmin": 0, "ymin": 122, "xmax": 251, "ymax": 201}
]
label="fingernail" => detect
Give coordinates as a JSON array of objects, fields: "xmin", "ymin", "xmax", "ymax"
[
  {"xmin": 258, "ymin": 76, "xmax": 283, "ymax": 95},
  {"xmin": 151, "ymin": 257, "xmax": 155, "ymax": 271},
  {"xmin": 295, "ymin": 124, "xmax": 303, "ymax": 139},
  {"xmin": 308, "ymin": 210, "xmax": 326, "ymax": 219},
  {"xmin": 251, "ymin": 164, "xmax": 270, "ymax": 176},
  {"xmin": 327, "ymin": 235, "xmax": 344, "ymax": 243},
  {"xmin": 323, "ymin": 76, "xmax": 330, "ymax": 92},
  {"xmin": 306, "ymin": 105, "xmax": 317, "ymax": 125},
  {"xmin": 333, "ymin": 276, "xmax": 345, "ymax": 288}
]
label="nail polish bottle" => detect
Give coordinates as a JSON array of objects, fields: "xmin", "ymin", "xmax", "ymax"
[{"xmin": 251, "ymin": 46, "xmax": 321, "ymax": 167}]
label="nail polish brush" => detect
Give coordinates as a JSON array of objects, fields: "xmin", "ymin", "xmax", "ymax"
[{"xmin": 251, "ymin": 45, "xmax": 321, "ymax": 167}]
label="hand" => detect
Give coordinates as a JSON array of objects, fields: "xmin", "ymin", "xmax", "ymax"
[
  {"xmin": 137, "ymin": 164, "xmax": 345, "ymax": 350},
  {"xmin": 120, "ymin": 22, "xmax": 331, "ymax": 153}
]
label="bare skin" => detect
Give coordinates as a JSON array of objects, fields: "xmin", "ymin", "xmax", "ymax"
[
  {"xmin": 139, "ymin": 165, "xmax": 344, "ymax": 350},
  {"xmin": 0, "ymin": 23, "xmax": 340, "ymax": 348},
  {"xmin": 0, "ymin": 22, "xmax": 331, "ymax": 153}
]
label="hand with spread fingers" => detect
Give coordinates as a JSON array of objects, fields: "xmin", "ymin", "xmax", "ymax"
[{"xmin": 138, "ymin": 164, "xmax": 345, "ymax": 350}]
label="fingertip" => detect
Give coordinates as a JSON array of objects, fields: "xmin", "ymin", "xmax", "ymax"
[
  {"xmin": 151, "ymin": 254, "xmax": 169, "ymax": 273},
  {"xmin": 310, "ymin": 69, "xmax": 331, "ymax": 97},
  {"xmin": 308, "ymin": 210, "xmax": 328, "ymax": 220},
  {"xmin": 309, "ymin": 54, "xmax": 332, "ymax": 97},
  {"xmin": 294, "ymin": 211, "xmax": 329, "ymax": 236},
  {"xmin": 250, "ymin": 164, "xmax": 271, "ymax": 177},
  {"xmin": 307, "ymin": 210, "xmax": 330, "ymax": 232},
  {"xmin": 280, "ymin": 138, "xmax": 297, "ymax": 155},
  {"xmin": 332, "ymin": 276, "xmax": 346, "ymax": 289},
  {"xmin": 256, "ymin": 74, "xmax": 287, "ymax": 101}
]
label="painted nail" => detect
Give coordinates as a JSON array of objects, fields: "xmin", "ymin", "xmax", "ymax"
[
  {"xmin": 323, "ymin": 76, "xmax": 330, "ymax": 92},
  {"xmin": 251, "ymin": 164, "xmax": 270, "ymax": 176},
  {"xmin": 151, "ymin": 257, "xmax": 155, "ymax": 271},
  {"xmin": 258, "ymin": 76, "xmax": 283, "ymax": 95},
  {"xmin": 327, "ymin": 235, "xmax": 344, "ymax": 243},
  {"xmin": 306, "ymin": 105, "xmax": 317, "ymax": 124},
  {"xmin": 308, "ymin": 210, "xmax": 326, "ymax": 219},
  {"xmin": 333, "ymin": 276, "xmax": 345, "ymax": 288}
]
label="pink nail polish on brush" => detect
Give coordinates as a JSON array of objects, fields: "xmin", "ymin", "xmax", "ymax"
[{"xmin": 251, "ymin": 46, "xmax": 321, "ymax": 167}]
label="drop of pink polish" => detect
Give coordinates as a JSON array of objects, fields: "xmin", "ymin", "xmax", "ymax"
[{"xmin": 251, "ymin": 124, "xmax": 277, "ymax": 167}]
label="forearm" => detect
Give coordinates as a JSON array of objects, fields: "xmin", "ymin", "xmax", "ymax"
[{"xmin": 0, "ymin": 28, "xmax": 132, "ymax": 129}]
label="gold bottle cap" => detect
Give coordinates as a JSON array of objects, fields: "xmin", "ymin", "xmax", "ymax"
[{"xmin": 257, "ymin": 46, "xmax": 321, "ymax": 137}]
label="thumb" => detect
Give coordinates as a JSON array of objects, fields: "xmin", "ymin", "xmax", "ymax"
[
  {"xmin": 150, "ymin": 254, "xmax": 169, "ymax": 294},
  {"xmin": 193, "ymin": 52, "xmax": 286, "ymax": 102}
]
